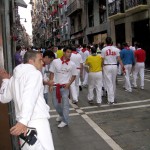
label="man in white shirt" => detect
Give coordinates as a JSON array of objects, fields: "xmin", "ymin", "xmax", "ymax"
[
  {"xmin": 101, "ymin": 37, "xmax": 124, "ymax": 105},
  {"xmin": 79, "ymin": 44, "xmax": 90, "ymax": 86},
  {"xmin": 49, "ymin": 47, "xmax": 77, "ymax": 128},
  {"xmin": 0, "ymin": 51, "xmax": 54, "ymax": 150},
  {"xmin": 70, "ymin": 47, "xmax": 83, "ymax": 104}
]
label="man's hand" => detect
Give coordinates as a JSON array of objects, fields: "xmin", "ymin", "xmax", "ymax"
[
  {"xmin": 64, "ymin": 83, "xmax": 70, "ymax": 89},
  {"xmin": 0, "ymin": 69, "xmax": 10, "ymax": 79},
  {"xmin": 47, "ymin": 80, "xmax": 54, "ymax": 86},
  {"xmin": 10, "ymin": 122, "xmax": 27, "ymax": 136},
  {"xmin": 122, "ymin": 66, "xmax": 126, "ymax": 75}
]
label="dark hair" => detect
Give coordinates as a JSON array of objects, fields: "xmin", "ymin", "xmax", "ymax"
[
  {"xmin": 57, "ymin": 46, "xmax": 62, "ymax": 50},
  {"xmin": 43, "ymin": 50, "xmax": 55, "ymax": 59},
  {"xmin": 135, "ymin": 42, "xmax": 141, "ymax": 48},
  {"xmin": 122, "ymin": 42, "xmax": 128, "ymax": 47},
  {"xmin": 91, "ymin": 47, "xmax": 97, "ymax": 54},
  {"xmin": 82, "ymin": 44, "xmax": 86, "ymax": 48},
  {"xmin": 24, "ymin": 51, "xmax": 40, "ymax": 63},
  {"xmin": 63, "ymin": 46, "xmax": 72, "ymax": 52},
  {"xmin": 71, "ymin": 46, "xmax": 77, "ymax": 51},
  {"xmin": 94, "ymin": 44, "xmax": 98, "ymax": 49},
  {"xmin": 106, "ymin": 37, "xmax": 112, "ymax": 45},
  {"xmin": 87, "ymin": 45, "xmax": 91, "ymax": 49},
  {"xmin": 16, "ymin": 45, "xmax": 21, "ymax": 51}
]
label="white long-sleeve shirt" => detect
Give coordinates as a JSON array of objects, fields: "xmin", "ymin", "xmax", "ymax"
[{"xmin": 0, "ymin": 64, "xmax": 50, "ymax": 126}]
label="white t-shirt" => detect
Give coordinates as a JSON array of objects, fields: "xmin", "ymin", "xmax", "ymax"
[
  {"xmin": 70, "ymin": 53, "xmax": 83, "ymax": 68},
  {"xmin": 49, "ymin": 58, "xmax": 77, "ymax": 84},
  {"xmin": 79, "ymin": 50, "xmax": 90, "ymax": 62},
  {"xmin": 20, "ymin": 49, "xmax": 27, "ymax": 59},
  {"xmin": 101, "ymin": 46, "xmax": 120, "ymax": 64}
]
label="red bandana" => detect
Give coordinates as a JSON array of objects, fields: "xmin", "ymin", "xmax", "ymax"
[
  {"xmin": 72, "ymin": 51, "xmax": 78, "ymax": 54},
  {"xmin": 82, "ymin": 48, "xmax": 86, "ymax": 53},
  {"xmin": 60, "ymin": 57, "xmax": 70, "ymax": 65}
]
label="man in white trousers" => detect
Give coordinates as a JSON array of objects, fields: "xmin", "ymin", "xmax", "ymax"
[
  {"xmin": 85, "ymin": 47, "xmax": 103, "ymax": 105},
  {"xmin": 0, "ymin": 51, "xmax": 54, "ymax": 150},
  {"xmin": 49, "ymin": 47, "xmax": 77, "ymax": 128},
  {"xmin": 120, "ymin": 43, "xmax": 135, "ymax": 92},
  {"xmin": 101, "ymin": 37, "xmax": 125, "ymax": 105},
  {"xmin": 132, "ymin": 43, "xmax": 146, "ymax": 89},
  {"xmin": 70, "ymin": 47, "xmax": 83, "ymax": 104},
  {"xmin": 79, "ymin": 44, "xmax": 90, "ymax": 87}
]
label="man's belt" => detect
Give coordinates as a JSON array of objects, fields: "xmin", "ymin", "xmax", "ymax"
[
  {"xmin": 77, "ymin": 67, "xmax": 81, "ymax": 69},
  {"xmin": 53, "ymin": 84, "xmax": 66, "ymax": 103}
]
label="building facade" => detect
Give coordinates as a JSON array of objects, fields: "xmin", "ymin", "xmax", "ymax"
[
  {"xmin": 108, "ymin": 0, "xmax": 150, "ymax": 67},
  {"xmin": 67, "ymin": 0, "xmax": 86, "ymax": 45},
  {"xmin": 85, "ymin": 0, "xmax": 108, "ymax": 45}
]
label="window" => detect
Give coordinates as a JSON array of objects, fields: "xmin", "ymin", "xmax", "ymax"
[
  {"xmin": 99, "ymin": 0, "xmax": 106, "ymax": 24},
  {"xmin": 88, "ymin": 0, "xmax": 94, "ymax": 27},
  {"xmin": 78, "ymin": 14, "xmax": 82, "ymax": 31}
]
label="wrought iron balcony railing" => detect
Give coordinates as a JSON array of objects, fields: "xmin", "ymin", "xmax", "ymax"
[
  {"xmin": 108, "ymin": 0, "xmax": 124, "ymax": 16},
  {"xmin": 125, "ymin": 0, "xmax": 147, "ymax": 10},
  {"xmin": 67, "ymin": 0, "xmax": 82, "ymax": 16}
]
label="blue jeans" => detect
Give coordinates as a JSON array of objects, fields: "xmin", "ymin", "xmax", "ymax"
[
  {"xmin": 44, "ymin": 93, "xmax": 48, "ymax": 104},
  {"xmin": 52, "ymin": 87, "xmax": 69, "ymax": 124}
]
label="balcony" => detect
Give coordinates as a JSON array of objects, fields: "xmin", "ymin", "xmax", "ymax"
[
  {"xmin": 108, "ymin": 0, "xmax": 125, "ymax": 20},
  {"xmin": 125, "ymin": 0, "xmax": 148, "ymax": 15},
  {"xmin": 67, "ymin": 0, "xmax": 82, "ymax": 16}
]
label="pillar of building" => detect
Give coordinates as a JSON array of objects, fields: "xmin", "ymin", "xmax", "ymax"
[
  {"xmin": 110, "ymin": 19, "xmax": 116, "ymax": 44},
  {"xmin": 125, "ymin": 18, "xmax": 132, "ymax": 45}
]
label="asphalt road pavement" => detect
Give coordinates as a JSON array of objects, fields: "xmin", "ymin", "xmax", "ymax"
[{"xmin": 48, "ymin": 70, "xmax": 150, "ymax": 150}]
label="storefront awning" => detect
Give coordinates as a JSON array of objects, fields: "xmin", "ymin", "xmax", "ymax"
[{"xmin": 15, "ymin": 0, "xmax": 27, "ymax": 8}]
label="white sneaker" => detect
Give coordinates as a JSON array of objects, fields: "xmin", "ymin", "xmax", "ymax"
[
  {"xmin": 141, "ymin": 86, "xmax": 144, "ymax": 90},
  {"xmin": 58, "ymin": 121, "xmax": 67, "ymax": 128},
  {"xmin": 56, "ymin": 116, "xmax": 62, "ymax": 122},
  {"xmin": 125, "ymin": 89, "xmax": 132, "ymax": 92}
]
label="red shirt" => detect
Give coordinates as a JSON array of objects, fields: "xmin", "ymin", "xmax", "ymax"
[{"xmin": 134, "ymin": 48, "xmax": 146, "ymax": 62}]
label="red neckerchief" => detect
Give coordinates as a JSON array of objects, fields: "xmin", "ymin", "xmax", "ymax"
[
  {"xmin": 60, "ymin": 56, "xmax": 70, "ymax": 65},
  {"xmin": 107, "ymin": 44, "xmax": 112, "ymax": 46},
  {"xmin": 54, "ymin": 84, "xmax": 66, "ymax": 103},
  {"xmin": 125, "ymin": 47, "xmax": 130, "ymax": 50},
  {"xmin": 43, "ymin": 63, "xmax": 46, "ymax": 67},
  {"xmin": 82, "ymin": 48, "xmax": 86, "ymax": 53},
  {"xmin": 72, "ymin": 51, "xmax": 78, "ymax": 54}
]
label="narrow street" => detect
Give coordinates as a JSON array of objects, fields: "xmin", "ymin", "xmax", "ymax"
[{"xmin": 49, "ymin": 71, "xmax": 150, "ymax": 150}]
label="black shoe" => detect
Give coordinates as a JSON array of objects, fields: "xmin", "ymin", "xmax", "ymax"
[
  {"xmin": 79, "ymin": 86, "xmax": 82, "ymax": 91},
  {"xmin": 72, "ymin": 100, "xmax": 78, "ymax": 104},
  {"xmin": 108, "ymin": 102, "xmax": 115, "ymax": 105},
  {"xmin": 88, "ymin": 100, "xmax": 94, "ymax": 104}
]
